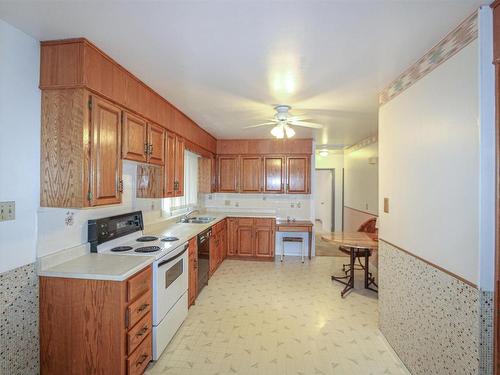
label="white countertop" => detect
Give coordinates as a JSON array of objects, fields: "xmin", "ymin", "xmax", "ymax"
[
  {"xmin": 38, "ymin": 253, "xmax": 155, "ymax": 281},
  {"xmin": 39, "ymin": 210, "xmax": 277, "ymax": 281}
]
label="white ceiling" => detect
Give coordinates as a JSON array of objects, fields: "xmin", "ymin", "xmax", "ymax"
[{"xmin": 0, "ymin": 0, "xmax": 485, "ymax": 147}]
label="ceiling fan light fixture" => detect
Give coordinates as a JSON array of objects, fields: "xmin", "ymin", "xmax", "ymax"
[
  {"xmin": 284, "ymin": 125, "xmax": 295, "ymax": 138},
  {"xmin": 271, "ymin": 124, "xmax": 284, "ymax": 138}
]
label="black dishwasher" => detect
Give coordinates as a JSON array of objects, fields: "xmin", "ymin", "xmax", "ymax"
[{"xmin": 197, "ymin": 228, "xmax": 211, "ymax": 294}]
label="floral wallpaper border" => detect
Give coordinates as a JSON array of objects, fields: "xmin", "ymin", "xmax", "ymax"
[{"xmin": 379, "ymin": 11, "xmax": 478, "ymax": 106}]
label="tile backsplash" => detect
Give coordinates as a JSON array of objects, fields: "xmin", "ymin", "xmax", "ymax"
[{"xmin": 201, "ymin": 193, "xmax": 312, "ymax": 220}]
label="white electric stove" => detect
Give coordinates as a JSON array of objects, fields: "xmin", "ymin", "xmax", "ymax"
[{"xmin": 88, "ymin": 211, "xmax": 189, "ymax": 361}]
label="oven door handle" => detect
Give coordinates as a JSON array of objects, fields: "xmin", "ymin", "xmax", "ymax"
[{"xmin": 157, "ymin": 244, "xmax": 188, "ymax": 267}]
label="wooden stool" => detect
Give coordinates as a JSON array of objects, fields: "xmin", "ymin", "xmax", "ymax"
[{"xmin": 281, "ymin": 236, "xmax": 304, "ymax": 263}]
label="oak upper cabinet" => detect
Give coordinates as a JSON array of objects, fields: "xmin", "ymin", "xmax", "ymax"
[
  {"xmin": 40, "ymin": 89, "xmax": 123, "ymax": 208},
  {"xmin": 254, "ymin": 219, "xmax": 275, "ymax": 258},
  {"xmin": 237, "ymin": 218, "xmax": 254, "ymax": 257},
  {"xmin": 263, "ymin": 156, "xmax": 285, "ymax": 193},
  {"xmin": 174, "ymin": 136, "xmax": 185, "ymax": 196},
  {"xmin": 227, "ymin": 218, "xmax": 238, "ymax": 256},
  {"xmin": 188, "ymin": 237, "xmax": 198, "ymax": 308},
  {"xmin": 218, "ymin": 156, "xmax": 239, "ymax": 192},
  {"xmin": 147, "ymin": 123, "xmax": 165, "ymax": 166},
  {"xmin": 286, "ymin": 155, "xmax": 310, "ymax": 194},
  {"xmin": 164, "ymin": 133, "xmax": 183, "ymax": 197},
  {"xmin": 89, "ymin": 96, "xmax": 123, "ymax": 206},
  {"xmin": 122, "ymin": 111, "xmax": 148, "ymax": 163},
  {"xmin": 164, "ymin": 132, "xmax": 176, "ymax": 197},
  {"xmin": 122, "ymin": 114, "xmax": 165, "ymax": 166},
  {"xmin": 240, "ymin": 156, "xmax": 262, "ymax": 193}
]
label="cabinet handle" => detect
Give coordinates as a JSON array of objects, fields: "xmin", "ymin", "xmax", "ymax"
[
  {"xmin": 138, "ymin": 303, "xmax": 149, "ymax": 312},
  {"xmin": 136, "ymin": 354, "xmax": 148, "ymax": 367},
  {"xmin": 118, "ymin": 180, "xmax": 124, "ymax": 193},
  {"xmin": 144, "ymin": 142, "xmax": 149, "ymax": 155},
  {"xmin": 136, "ymin": 327, "xmax": 148, "ymax": 337},
  {"xmin": 149, "ymin": 144, "xmax": 153, "ymax": 155}
]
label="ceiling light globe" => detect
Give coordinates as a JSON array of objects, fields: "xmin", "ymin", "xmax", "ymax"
[
  {"xmin": 271, "ymin": 125, "xmax": 284, "ymax": 138},
  {"xmin": 319, "ymin": 149, "xmax": 329, "ymax": 157},
  {"xmin": 285, "ymin": 125, "xmax": 295, "ymax": 138}
]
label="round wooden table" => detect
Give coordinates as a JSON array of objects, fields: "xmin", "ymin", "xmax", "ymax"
[{"xmin": 321, "ymin": 232, "xmax": 378, "ymax": 297}]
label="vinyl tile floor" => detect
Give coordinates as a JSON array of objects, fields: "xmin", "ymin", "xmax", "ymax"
[{"xmin": 146, "ymin": 257, "xmax": 409, "ymax": 375}]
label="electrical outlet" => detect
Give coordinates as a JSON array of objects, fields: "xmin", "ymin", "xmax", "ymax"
[
  {"xmin": 0, "ymin": 201, "xmax": 15, "ymax": 221},
  {"xmin": 224, "ymin": 200, "xmax": 231, "ymax": 206}
]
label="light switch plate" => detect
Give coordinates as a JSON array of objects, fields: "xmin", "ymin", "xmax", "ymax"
[
  {"xmin": 384, "ymin": 198, "xmax": 389, "ymax": 213},
  {"xmin": 0, "ymin": 201, "xmax": 15, "ymax": 221}
]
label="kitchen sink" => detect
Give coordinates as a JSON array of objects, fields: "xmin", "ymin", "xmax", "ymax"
[{"xmin": 181, "ymin": 216, "xmax": 216, "ymax": 224}]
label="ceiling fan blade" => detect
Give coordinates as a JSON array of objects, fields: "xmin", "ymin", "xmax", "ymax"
[
  {"xmin": 288, "ymin": 116, "xmax": 314, "ymax": 122},
  {"xmin": 289, "ymin": 121, "xmax": 323, "ymax": 129},
  {"xmin": 243, "ymin": 121, "xmax": 277, "ymax": 129}
]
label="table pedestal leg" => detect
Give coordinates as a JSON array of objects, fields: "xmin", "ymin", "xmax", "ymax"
[{"xmin": 331, "ymin": 249, "xmax": 355, "ymax": 298}]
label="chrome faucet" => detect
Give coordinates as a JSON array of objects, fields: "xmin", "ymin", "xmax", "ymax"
[{"xmin": 180, "ymin": 209, "xmax": 199, "ymax": 223}]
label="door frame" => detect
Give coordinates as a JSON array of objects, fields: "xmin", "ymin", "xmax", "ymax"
[{"xmin": 315, "ymin": 168, "xmax": 337, "ymax": 232}]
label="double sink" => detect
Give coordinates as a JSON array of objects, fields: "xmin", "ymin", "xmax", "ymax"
[{"xmin": 179, "ymin": 216, "xmax": 216, "ymax": 224}]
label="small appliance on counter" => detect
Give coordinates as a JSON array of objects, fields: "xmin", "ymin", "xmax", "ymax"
[{"xmin": 87, "ymin": 211, "xmax": 188, "ymax": 360}]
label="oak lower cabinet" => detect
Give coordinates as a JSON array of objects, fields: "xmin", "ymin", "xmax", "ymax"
[
  {"xmin": 40, "ymin": 266, "xmax": 153, "ymax": 375},
  {"xmin": 209, "ymin": 219, "xmax": 227, "ymax": 276},
  {"xmin": 41, "ymin": 89, "xmax": 123, "ymax": 208},
  {"xmin": 228, "ymin": 217, "xmax": 276, "ymax": 259},
  {"xmin": 188, "ymin": 237, "xmax": 198, "ymax": 307}
]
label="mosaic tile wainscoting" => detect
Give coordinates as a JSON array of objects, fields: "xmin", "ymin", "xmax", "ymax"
[
  {"xmin": 0, "ymin": 263, "xmax": 39, "ymax": 375},
  {"xmin": 378, "ymin": 240, "xmax": 482, "ymax": 375}
]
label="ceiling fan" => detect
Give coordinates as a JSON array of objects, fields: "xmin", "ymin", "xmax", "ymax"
[{"xmin": 244, "ymin": 105, "xmax": 323, "ymax": 139}]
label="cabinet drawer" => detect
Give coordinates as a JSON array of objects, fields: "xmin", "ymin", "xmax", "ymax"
[
  {"xmin": 128, "ymin": 266, "xmax": 152, "ymax": 302},
  {"xmin": 128, "ymin": 312, "xmax": 152, "ymax": 355},
  {"xmin": 254, "ymin": 218, "xmax": 275, "ymax": 227},
  {"xmin": 127, "ymin": 290, "xmax": 152, "ymax": 329},
  {"xmin": 127, "ymin": 332, "xmax": 152, "ymax": 375},
  {"xmin": 237, "ymin": 218, "xmax": 254, "ymax": 226}
]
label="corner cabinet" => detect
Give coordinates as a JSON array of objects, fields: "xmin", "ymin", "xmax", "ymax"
[{"xmin": 41, "ymin": 89, "xmax": 123, "ymax": 208}]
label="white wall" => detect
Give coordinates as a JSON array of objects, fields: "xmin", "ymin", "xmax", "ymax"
[
  {"xmin": 0, "ymin": 20, "xmax": 40, "ymax": 273},
  {"xmin": 344, "ymin": 142, "xmax": 378, "ymax": 215},
  {"xmin": 315, "ymin": 152, "xmax": 344, "ymax": 231},
  {"xmin": 379, "ymin": 40, "xmax": 479, "ymax": 284}
]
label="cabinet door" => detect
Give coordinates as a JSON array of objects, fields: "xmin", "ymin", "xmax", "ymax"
[
  {"xmin": 136, "ymin": 164, "xmax": 163, "ymax": 198},
  {"xmin": 174, "ymin": 136, "xmax": 185, "ymax": 196},
  {"xmin": 240, "ymin": 156, "xmax": 262, "ymax": 193},
  {"xmin": 147, "ymin": 123, "xmax": 165, "ymax": 166},
  {"xmin": 237, "ymin": 225, "xmax": 254, "ymax": 257},
  {"xmin": 227, "ymin": 218, "xmax": 238, "ymax": 256},
  {"xmin": 263, "ymin": 156, "xmax": 285, "ymax": 193},
  {"xmin": 164, "ymin": 131, "xmax": 175, "ymax": 197},
  {"xmin": 255, "ymin": 227, "xmax": 274, "ymax": 258},
  {"xmin": 122, "ymin": 111, "xmax": 147, "ymax": 163},
  {"xmin": 218, "ymin": 156, "xmax": 239, "ymax": 192},
  {"xmin": 90, "ymin": 96, "xmax": 122, "ymax": 206},
  {"xmin": 209, "ymin": 234, "xmax": 218, "ymax": 276},
  {"xmin": 188, "ymin": 237, "xmax": 197, "ymax": 307},
  {"xmin": 286, "ymin": 155, "xmax": 310, "ymax": 194}
]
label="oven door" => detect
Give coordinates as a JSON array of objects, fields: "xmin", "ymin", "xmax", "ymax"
[{"xmin": 153, "ymin": 242, "xmax": 188, "ymax": 326}]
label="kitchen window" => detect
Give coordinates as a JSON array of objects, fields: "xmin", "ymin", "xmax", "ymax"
[{"xmin": 162, "ymin": 150, "xmax": 199, "ymax": 216}]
